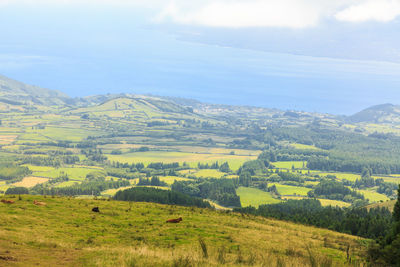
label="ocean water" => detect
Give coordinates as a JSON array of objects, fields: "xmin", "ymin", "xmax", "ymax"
[{"xmin": 1, "ymin": 6, "xmax": 400, "ymax": 115}]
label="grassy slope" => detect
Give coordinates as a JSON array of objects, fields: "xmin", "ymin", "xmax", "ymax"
[
  {"xmin": 365, "ymin": 200, "xmax": 397, "ymax": 212},
  {"xmin": 0, "ymin": 196, "xmax": 367, "ymax": 267}
]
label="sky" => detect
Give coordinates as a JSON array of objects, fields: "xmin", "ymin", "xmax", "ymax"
[{"xmin": 1, "ymin": 0, "xmax": 400, "ymax": 114}]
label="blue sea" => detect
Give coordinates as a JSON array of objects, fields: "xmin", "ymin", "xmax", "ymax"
[{"xmin": 1, "ymin": 6, "xmax": 400, "ymax": 115}]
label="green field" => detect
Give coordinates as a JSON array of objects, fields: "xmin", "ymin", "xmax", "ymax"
[
  {"xmin": 107, "ymin": 151, "xmax": 255, "ymax": 171},
  {"xmin": 23, "ymin": 126, "xmax": 103, "ymax": 142},
  {"xmin": 357, "ymin": 189, "xmax": 390, "ymax": 203},
  {"xmin": 159, "ymin": 176, "xmax": 191, "ymax": 185},
  {"xmin": 54, "ymin": 181, "xmax": 81, "ymax": 188},
  {"xmin": 0, "ymin": 195, "xmax": 366, "ymax": 266},
  {"xmin": 366, "ymin": 200, "xmax": 397, "ymax": 212},
  {"xmin": 33, "ymin": 167, "xmax": 105, "ymax": 181},
  {"xmin": 272, "ymin": 161, "xmax": 306, "ymax": 169},
  {"xmin": 0, "ymin": 180, "xmax": 9, "ymax": 194},
  {"xmin": 236, "ymin": 187, "xmax": 281, "ymax": 207},
  {"xmin": 317, "ymin": 172, "xmax": 361, "ymax": 182},
  {"xmin": 269, "ymin": 183, "xmax": 311, "ymax": 196},
  {"xmin": 290, "ymin": 143, "xmax": 320, "ymax": 150},
  {"xmin": 23, "ymin": 165, "xmax": 55, "ymax": 172},
  {"xmin": 192, "ymin": 169, "xmax": 226, "ymax": 178},
  {"xmin": 282, "ymin": 196, "xmax": 351, "ymax": 208},
  {"xmin": 373, "ymin": 175, "xmax": 400, "ymax": 184},
  {"xmin": 318, "ymin": 199, "xmax": 351, "ymax": 208}
]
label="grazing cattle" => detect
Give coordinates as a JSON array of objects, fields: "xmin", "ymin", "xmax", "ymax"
[
  {"xmin": 166, "ymin": 217, "xmax": 182, "ymax": 223},
  {"xmin": 92, "ymin": 207, "xmax": 100, "ymax": 212},
  {"xmin": 1, "ymin": 199, "xmax": 15, "ymax": 204},
  {"xmin": 33, "ymin": 200, "xmax": 46, "ymax": 206}
]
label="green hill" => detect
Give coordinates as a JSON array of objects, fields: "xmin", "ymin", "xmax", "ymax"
[
  {"xmin": 0, "ymin": 74, "xmax": 68, "ymax": 107},
  {"xmin": 0, "ymin": 195, "xmax": 367, "ymax": 266},
  {"xmin": 347, "ymin": 103, "xmax": 400, "ymax": 124}
]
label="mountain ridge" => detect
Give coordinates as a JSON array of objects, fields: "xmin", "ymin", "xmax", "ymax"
[
  {"xmin": 1, "ymin": 73, "xmax": 399, "ymax": 124},
  {"xmin": 0, "ymin": 74, "xmax": 69, "ymax": 106},
  {"xmin": 347, "ymin": 103, "xmax": 400, "ymax": 123}
]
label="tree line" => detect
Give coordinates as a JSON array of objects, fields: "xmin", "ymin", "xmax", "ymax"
[
  {"xmin": 114, "ymin": 187, "xmax": 211, "ymax": 208},
  {"xmin": 234, "ymin": 199, "xmax": 393, "ymax": 239}
]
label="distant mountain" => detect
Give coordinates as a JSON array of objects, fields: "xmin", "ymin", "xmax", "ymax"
[
  {"xmin": 347, "ymin": 103, "xmax": 400, "ymax": 123},
  {"xmin": 0, "ymin": 74, "xmax": 69, "ymax": 107}
]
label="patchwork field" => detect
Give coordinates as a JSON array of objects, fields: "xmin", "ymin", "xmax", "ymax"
[
  {"xmin": 0, "ymin": 134, "xmax": 17, "ymax": 145},
  {"xmin": 0, "ymin": 196, "xmax": 367, "ymax": 266}
]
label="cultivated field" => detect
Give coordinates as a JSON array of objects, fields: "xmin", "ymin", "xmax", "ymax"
[
  {"xmin": 236, "ymin": 187, "xmax": 281, "ymax": 207},
  {"xmin": 12, "ymin": 177, "xmax": 49, "ymax": 188},
  {"xmin": 107, "ymin": 151, "xmax": 255, "ymax": 171}
]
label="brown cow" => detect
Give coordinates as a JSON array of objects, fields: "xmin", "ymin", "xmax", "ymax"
[
  {"xmin": 1, "ymin": 199, "xmax": 15, "ymax": 204},
  {"xmin": 166, "ymin": 217, "xmax": 182, "ymax": 223},
  {"xmin": 33, "ymin": 200, "xmax": 46, "ymax": 206}
]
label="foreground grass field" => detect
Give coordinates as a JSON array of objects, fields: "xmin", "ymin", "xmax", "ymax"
[{"xmin": 0, "ymin": 196, "xmax": 367, "ymax": 266}]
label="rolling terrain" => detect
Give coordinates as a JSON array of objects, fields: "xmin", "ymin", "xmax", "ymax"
[{"xmin": 1, "ymin": 74, "xmax": 400, "ymax": 265}]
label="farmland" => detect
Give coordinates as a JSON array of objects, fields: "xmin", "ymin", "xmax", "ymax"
[
  {"xmin": 107, "ymin": 151, "xmax": 254, "ymax": 171},
  {"xmin": 236, "ymin": 187, "xmax": 281, "ymax": 207},
  {"xmin": 1, "ymin": 83, "xmax": 400, "ymax": 265},
  {"xmin": 268, "ymin": 183, "xmax": 311, "ymax": 196}
]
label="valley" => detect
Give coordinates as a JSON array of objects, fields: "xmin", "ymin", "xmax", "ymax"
[{"xmin": 1, "ymin": 75, "xmax": 400, "ymax": 266}]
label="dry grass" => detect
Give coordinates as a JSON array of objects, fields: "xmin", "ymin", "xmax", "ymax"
[
  {"xmin": 0, "ymin": 196, "xmax": 368, "ymax": 266},
  {"xmin": 12, "ymin": 176, "xmax": 49, "ymax": 188}
]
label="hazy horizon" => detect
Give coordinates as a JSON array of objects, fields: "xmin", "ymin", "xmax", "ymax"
[{"xmin": 2, "ymin": 1, "xmax": 400, "ymax": 114}]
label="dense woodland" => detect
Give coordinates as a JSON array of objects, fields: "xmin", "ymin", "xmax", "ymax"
[
  {"xmin": 368, "ymin": 187, "xmax": 400, "ymax": 265},
  {"xmin": 172, "ymin": 178, "xmax": 241, "ymax": 207},
  {"xmin": 31, "ymin": 179, "xmax": 130, "ymax": 196},
  {"xmin": 114, "ymin": 187, "xmax": 211, "ymax": 208},
  {"xmin": 235, "ymin": 198, "xmax": 393, "ymax": 239}
]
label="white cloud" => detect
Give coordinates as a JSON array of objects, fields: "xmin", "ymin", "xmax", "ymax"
[
  {"xmin": 335, "ymin": 0, "xmax": 400, "ymax": 22},
  {"xmin": 3, "ymin": 0, "xmax": 400, "ymax": 28},
  {"xmin": 156, "ymin": 0, "xmax": 335, "ymax": 29}
]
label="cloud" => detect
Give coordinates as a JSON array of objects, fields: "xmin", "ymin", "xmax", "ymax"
[
  {"xmin": 3, "ymin": 0, "xmax": 400, "ymax": 28},
  {"xmin": 156, "ymin": 0, "xmax": 334, "ymax": 29},
  {"xmin": 335, "ymin": 0, "xmax": 400, "ymax": 22}
]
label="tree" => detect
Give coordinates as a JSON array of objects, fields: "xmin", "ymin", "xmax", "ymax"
[
  {"xmin": 393, "ymin": 185, "xmax": 400, "ymax": 222},
  {"xmin": 5, "ymin": 187, "xmax": 29, "ymax": 195},
  {"xmin": 219, "ymin": 162, "xmax": 231, "ymax": 173},
  {"xmin": 368, "ymin": 184, "xmax": 400, "ymax": 265}
]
